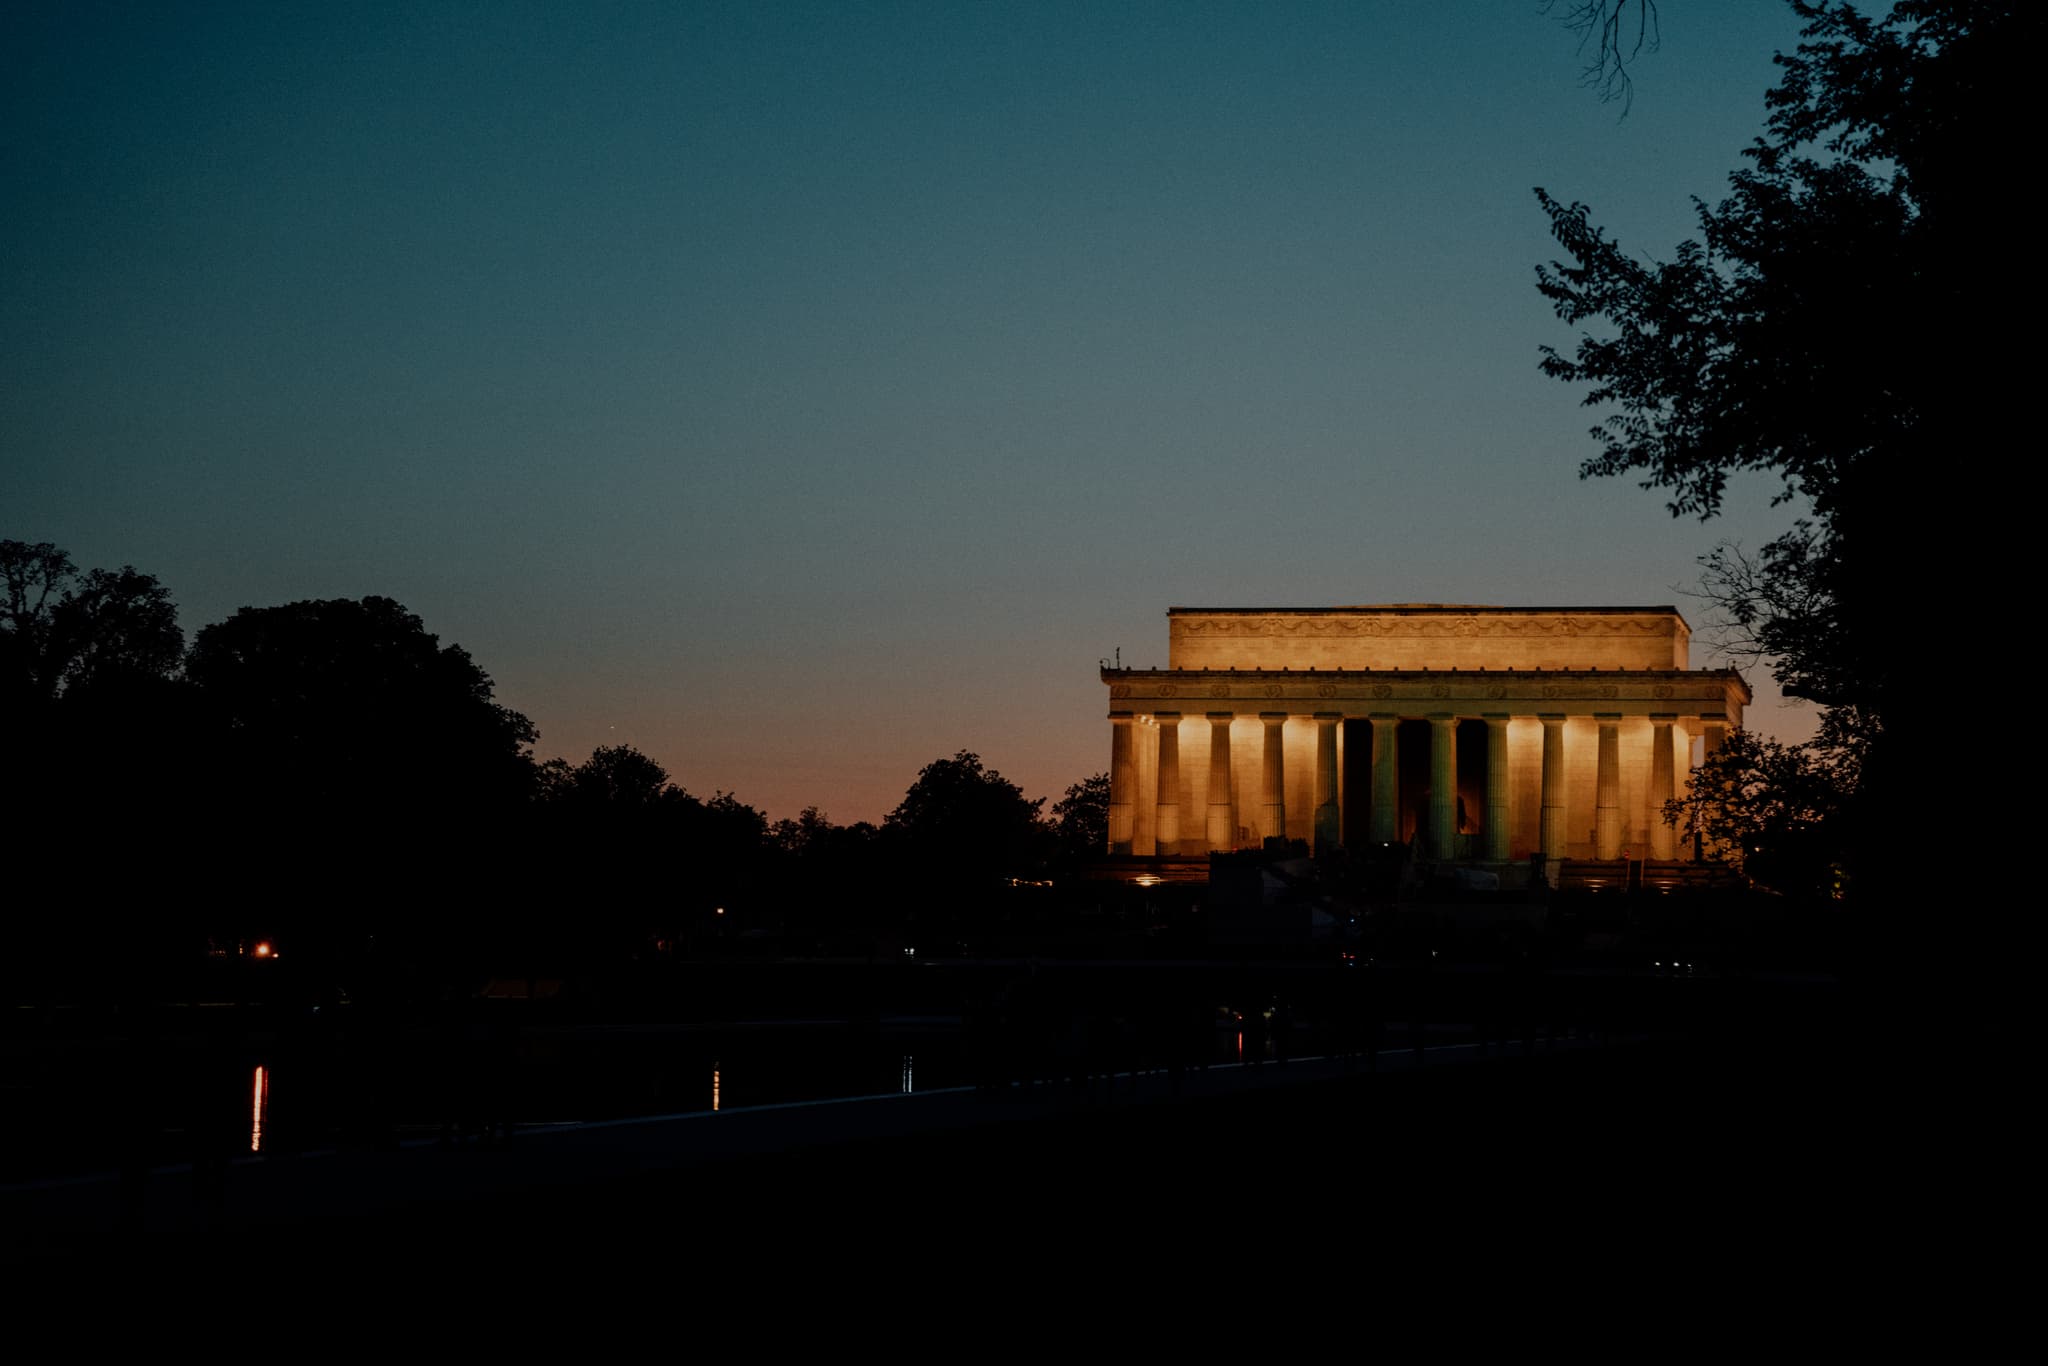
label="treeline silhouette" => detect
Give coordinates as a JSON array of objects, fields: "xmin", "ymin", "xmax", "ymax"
[{"xmin": 1, "ymin": 540, "xmax": 1106, "ymax": 1000}]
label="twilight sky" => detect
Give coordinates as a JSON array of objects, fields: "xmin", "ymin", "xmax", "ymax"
[{"xmin": 4, "ymin": 1, "xmax": 1820, "ymax": 822}]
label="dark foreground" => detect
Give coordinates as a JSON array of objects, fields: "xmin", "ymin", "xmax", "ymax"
[{"xmin": 9, "ymin": 1023, "xmax": 1953, "ymax": 1290}]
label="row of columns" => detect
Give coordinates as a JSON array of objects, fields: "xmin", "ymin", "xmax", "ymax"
[{"xmin": 1111, "ymin": 710, "xmax": 1720, "ymax": 862}]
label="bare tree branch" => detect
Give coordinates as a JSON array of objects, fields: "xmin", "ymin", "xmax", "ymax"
[{"xmin": 1543, "ymin": 1, "xmax": 1662, "ymax": 114}]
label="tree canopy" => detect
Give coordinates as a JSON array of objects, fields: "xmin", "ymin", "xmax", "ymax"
[
  {"xmin": 886, "ymin": 751, "xmax": 1047, "ymax": 885},
  {"xmin": 537, "ymin": 744, "xmax": 690, "ymax": 810},
  {"xmin": 1, "ymin": 539, "xmax": 182, "ymax": 705},
  {"xmin": 187, "ymin": 595, "xmax": 539, "ymax": 816},
  {"xmin": 1666, "ymin": 728, "xmax": 1854, "ymax": 899},
  {"xmin": 1534, "ymin": 1, "xmax": 2031, "ymax": 889},
  {"xmin": 1049, "ymin": 772, "xmax": 1111, "ymax": 871},
  {"xmin": 2, "ymin": 540, "xmax": 195, "ymax": 966},
  {"xmin": 4, "ymin": 537, "xmax": 1111, "ymax": 982}
]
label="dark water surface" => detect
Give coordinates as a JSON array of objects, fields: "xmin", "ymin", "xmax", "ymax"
[
  {"xmin": 9, "ymin": 954, "xmax": 1780, "ymax": 1185},
  {"xmin": 1, "ymin": 1006, "xmax": 1292, "ymax": 1183}
]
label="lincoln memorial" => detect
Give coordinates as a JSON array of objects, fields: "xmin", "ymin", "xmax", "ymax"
[{"xmin": 1102, "ymin": 605, "xmax": 1748, "ymax": 874}]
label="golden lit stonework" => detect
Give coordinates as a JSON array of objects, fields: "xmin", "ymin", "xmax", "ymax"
[{"xmin": 1102, "ymin": 605, "xmax": 1747, "ymax": 872}]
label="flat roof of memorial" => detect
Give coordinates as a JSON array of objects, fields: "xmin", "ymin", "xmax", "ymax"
[{"xmin": 1169, "ymin": 604, "xmax": 1689, "ymax": 625}]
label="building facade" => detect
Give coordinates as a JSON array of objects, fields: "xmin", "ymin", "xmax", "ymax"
[{"xmin": 1101, "ymin": 605, "xmax": 1748, "ymax": 868}]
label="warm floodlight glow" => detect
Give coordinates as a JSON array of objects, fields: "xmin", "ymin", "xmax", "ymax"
[
  {"xmin": 250, "ymin": 1065, "xmax": 268, "ymax": 1152},
  {"xmin": 253, "ymin": 941, "xmax": 273, "ymax": 958}
]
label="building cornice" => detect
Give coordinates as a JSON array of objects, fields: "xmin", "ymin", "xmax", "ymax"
[
  {"xmin": 1167, "ymin": 605, "xmax": 1681, "ymax": 615},
  {"xmin": 1166, "ymin": 605, "xmax": 1693, "ymax": 636}
]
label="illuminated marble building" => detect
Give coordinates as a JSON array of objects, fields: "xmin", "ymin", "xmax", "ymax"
[{"xmin": 1100, "ymin": 605, "xmax": 1747, "ymax": 871}]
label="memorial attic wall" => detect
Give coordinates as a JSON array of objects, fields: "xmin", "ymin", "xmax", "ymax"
[{"xmin": 1165, "ymin": 606, "xmax": 1691, "ymax": 673}]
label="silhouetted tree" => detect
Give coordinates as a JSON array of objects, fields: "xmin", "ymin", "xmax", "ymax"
[
  {"xmin": 528, "ymin": 743, "xmax": 763, "ymax": 960},
  {"xmin": 1049, "ymin": 772, "xmax": 1111, "ymax": 870},
  {"xmin": 183, "ymin": 596, "xmax": 538, "ymax": 957},
  {"xmin": 766, "ymin": 807, "xmax": 884, "ymax": 942},
  {"xmin": 1534, "ymin": 1, "xmax": 2030, "ymax": 893},
  {"xmin": 1, "ymin": 539, "xmax": 182, "ymax": 703},
  {"xmin": 538, "ymin": 744, "xmax": 689, "ymax": 810},
  {"xmin": 885, "ymin": 752, "xmax": 1047, "ymax": 917},
  {"xmin": 1, "ymin": 540, "xmax": 195, "ymax": 985},
  {"xmin": 688, "ymin": 790, "xmax": 773, "ymax": 919},
  {"xmin": 1665, "ymin": 727, "xmax": 1853, "ymax": 900},
  {"xmin": 769, "ymin": 805, "xmax": 838, "ymax": 857},
  {"xmin": 188, "ymin": 595, "xmax": 537, "ymax": 811},
  {"xmin": 1543, "ymin": 1, "xmax": 1661, "ymax": 112}
]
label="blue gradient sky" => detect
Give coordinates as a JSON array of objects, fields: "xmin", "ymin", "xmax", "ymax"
[{"xmin": 4, "ymin": 2, "xmax": 1818, "ymax": 821}]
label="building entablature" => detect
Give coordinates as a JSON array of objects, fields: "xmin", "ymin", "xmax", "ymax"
[{"xmin": 1100, "ymin": 666, "xmax": 1750, "ymax": 720}]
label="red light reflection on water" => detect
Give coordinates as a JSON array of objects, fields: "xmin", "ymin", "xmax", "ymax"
[{"xmin": 250, "ymin": 1065, "xmax": 269, "ymax": 1152}]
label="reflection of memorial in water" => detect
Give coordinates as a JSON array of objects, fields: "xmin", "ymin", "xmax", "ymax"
[
  {"xmin": 178, "ymin": 1030, "xmax": 986, "ymax": 1165},
  {"xmin": 74, "ymin": 1006, "xmax": 1333, "ymax": 1181},
  {"xmin": 250, "ymin": 1065, "xmax": 269, "ymax": 1153}
]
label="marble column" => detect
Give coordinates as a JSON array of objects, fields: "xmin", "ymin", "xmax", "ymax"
[
  {"xmin": 1539, "ymin": 716, "xmax": 1566, "ymax": 862},
  {"xmin": 1259, "ymin": 713, "xmax": 1286, "ymax": 846},
  {"xmin": 1428, "ymin": 714, "xmax": 1457, "ymax": 860},
  {"xmin": 1483, "ymin": 715, "xmax": 1510, "ymax": 862},
  {"xmin": 1108, "ymin": 712, "xmax": 1135, "ymax": 855},
  {"xmin": 1205, "ymin": 712, "xmax": 1234, "ymax": 852},
  {"xmin": 1649, "ymin": 717, "xmax": 1676, "ymax": 860},
  {"xmin": 1313, "ymin": 713, "xmax": 1341, "ymax": 856},
  {"xmin": 1594, "ymin": 717, "xmax": 1622, "ymax": 860},
  {"xmin": 1153, "ymin": 712, "xmax": 1181, "ymax": 856},
  {"xmin": 1369, "ymin": 716, "xmax": 1398, "ymax": 844}
]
